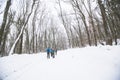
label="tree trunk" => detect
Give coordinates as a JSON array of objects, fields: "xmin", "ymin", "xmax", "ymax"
[
  {"xmin": 98, "ymin": 0, "xmax": 112, "ymax": 45},
  {"xmin": 0, "ymin": 0, "xmax": 11, "ymax": 54},
  {"xmin": 19, "ymin": 33, "xmax": 23, "ymax": 54},
  {"xmin": 36, "ymin": 34, "xmax": 37, "ymax": 53},
  {"xmin": 74, "ymin": 0, "xmax": 91, "ymax": 46}
]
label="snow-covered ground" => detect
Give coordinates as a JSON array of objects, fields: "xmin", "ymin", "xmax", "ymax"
[{"xmin": 0, "ymin": 45, "xmax": 120, "ymax": 80}]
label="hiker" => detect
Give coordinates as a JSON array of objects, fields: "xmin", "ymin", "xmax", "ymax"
[
  {"xmin": 51, "ymin": 49, "xmax": 55, "ymax": 58},
  {"xmin": 46, "ymin": 47, "xmax": 51, "ymax": 59}
]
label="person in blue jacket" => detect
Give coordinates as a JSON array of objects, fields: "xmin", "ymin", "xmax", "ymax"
[{"xmin": 46, "ymin": 47, "xmax": 51, "ymax": 59}]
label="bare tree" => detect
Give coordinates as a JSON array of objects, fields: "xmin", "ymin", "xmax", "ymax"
[
  {"xmin": 1, "ymin": 10, "xmax": 15, "ymax": 56},
  {"xmin": 98, "ymin": 0, "xmax": 112, "ymax": 45},
  {"xmin": 84, "ymin": 0, "xmax": 97, "ymax": 46},
  {"xmin": 0, "ymin": 0, "xmax": 11, "ymax": 56},
  {"xmin": 105, "ymin": 0, "xmax": 120, "ymax": 45},
  {"xmin": 58, "ymin": 0, "xmax": 72, "ymax": 48},
  {"xmin": 9, "ymin": 0, "xmax": 36, "ymax": 55},
  {"xmin": 70, "ymin": 0, "xmax": 91, "ymax": 46},
  {"xmin": 71, "ymin": 1, "xmax": 84, "ymax": 47},
  {"xmin": 24, "ymin": 24, "xmax": 31, "ymax": 54}
]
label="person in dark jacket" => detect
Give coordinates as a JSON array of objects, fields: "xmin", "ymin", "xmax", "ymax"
[
  {"xmin": 51, "ymin": 49, "xmax": 55, "ymax": 58},
  {"xmin": 46, "ymin": 47, "xmax": 51, "ymax": 59}
]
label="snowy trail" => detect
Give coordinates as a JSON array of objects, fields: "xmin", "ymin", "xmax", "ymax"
[
  {"xmin": 0, "ymin": 46, "xmax": 120, "ymax": 80},
  {"xmin": 17, "ymin": 55, "xmax": 81, "ymax": 80},
  {"xmin": 0, "ymin": 55, "xmax": 37, "ymax": 80}
]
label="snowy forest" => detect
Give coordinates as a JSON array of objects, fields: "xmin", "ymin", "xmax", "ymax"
[
  {"xmin": 0, "ymin": 0, "xmax": 120, "ymax": 80},
  {"xmin": 0, "ymin": 0, "xmax": 120, "ymax": 57}
]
